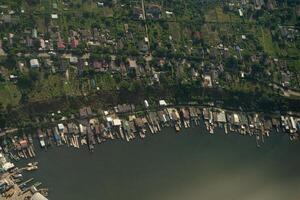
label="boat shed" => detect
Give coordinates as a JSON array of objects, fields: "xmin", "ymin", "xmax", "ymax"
[
  {"xmin": 233, "ymin": 113, "xmax": 240, "ymax": 125},
  {"xmin": 31, "ymin": 192, "xmax": 48, "ymax": 200},
  {"xmin": 57, "ymin": 123, "xmax": 64, "ymax": 131},
  {"xmin": 216, "ymin": 110, "xmax": 226, "ymax": 123},
  {"xmin": 113, "ymin": 119, "xmax": 122, "ymax": 126}
]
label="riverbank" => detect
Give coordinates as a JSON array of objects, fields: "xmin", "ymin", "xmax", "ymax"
[{"xmin": 1, "ymin": 104, "xmax": 299, "ymax": 161}]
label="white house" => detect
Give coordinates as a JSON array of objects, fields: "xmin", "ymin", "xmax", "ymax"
[{"xmin": 30, "ymin": 59, "xmax": 40, "ymax": 68}]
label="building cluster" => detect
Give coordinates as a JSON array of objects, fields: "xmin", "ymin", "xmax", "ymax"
[
  {"xmin": 1, "ymin": 101, "xmax": 299, "ymax": 162},
  {"xmin": 0, "ymin": 0, "xmax": 298, "ymax": 98},
  {"xmin": 0, "ymin": 152, "xmax": 47, "ymax": 200}
]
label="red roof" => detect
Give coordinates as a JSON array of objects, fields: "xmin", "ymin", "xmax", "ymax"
[
  {"xmin": 57, "ymin": 39, "xmax": 65, "ymax": 49},
  {"xmin": 71, "ymin": 38, "xmax": 79, "ymax": 48}
]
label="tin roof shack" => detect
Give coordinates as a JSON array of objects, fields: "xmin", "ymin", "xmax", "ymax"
[
  {"xmin": 18, "ymin": 139, "xmax": 30, "ymax": 158},
  {"xmin": 134, "ymin": 118, "xmax": 145, "ymax": 130},
  {"xmin": 57, "ymin": 123, "xmax": 65, "ymax": 132},
  {"xmin": 167, "ymin": 108, "xmax": 181, "ymax": 131},
  {"xmin": 203, "ymin": 108, "xmax": 213, "ymax": 124},
  {"xmin": 263, "ymin": 117, "xmax": 273, "ymax": 134},
  {"xmin": 37, "ymin": 129, "xmax": 46, "ymax": 148},
  {"xmin": 31, "ymin": 192, "xmax": 48, "ymax": 200},
  {"xmin": 239, "ymin": 113, "xmax": 249, "ymax": 134},
  {"xmin": 46, "ymin": 129, "xmax": 54, "ymax": 144},
  {"xmin": 203, "ymin": 74, "xmax": 213, "ymax": 88},
  {"xmin": 167, "ymin": 108, "xmax": 180, "ymax": 122},
  {"xmin": 79, "ymin": 107, "xmax": 93, "ymax": 118},
  {"xmin": 159, "ymin": 100, "xmax": 168, "ymax": 107},
  {"xmin": 146, "ymin": 5, "xmax": 162, "ymax": 19},
  {"xmin": 112, "ymin": 118, "xmax": 125, "ymax": 140},
  {"xmin": 133, "ymin": 117, "xmax": 147, "ymax": 138},
  {"xmin": 30, "ymin": 59, "xmax": 40, "ymax": 68},
  {"xmin": 0, "ymin": 153, "xmax": 15, "ymax": 172},
  {"xmin": 86, "ymin": 126, "xmax": 96, "ymax": 151},
  {"xmin": 67, "ymin": 122, "xmax": 79, "ymax": 134},
  {"xmin": 129, "ymin": 120, "xmax": 137, "ymax": 133},
  {"xmin": 189, "ymin": 107, "xmax": 201, "ymax": 125},
  {"xmin": 288, "ymin": 116, "xmax": 297, "ymax": 134},
  {"xmin": 53, "ymin": 127, "xmax": 62, "ymax": 145},
  {"xmin": 180, "ymin": 108, "xmax": 191, "ymax": 128},
  {"xmin": 157, "ymin": 110, "xmax": 170, "ymax": 126},
  {"xmin": 216, "ymin": 110, "xmax": 226, "ymax": 125},
  {"xmin": 226, "ymin": 112, "xmax": 240, "ymax": 132},
  {"xmin": 180, "ymin": 108, "xmax": 190, "ymax": 121},
  {"xmin": 189, "ymin": 107, "xmax": 200, "ymax": 118},
  {"xmin": 271, "ymin": 118, "xmax": 280, "ymax": 130},
  {"xmin": 115, "ymin": 104, "xmax": 135, "ymax": 114},
  {"xmin": 233, "ymin": 113, "xmax": 240, "ymax": 127},
  {"xmin": 253, "ymin": 114, "xmax": 262, "ymax": 131}
]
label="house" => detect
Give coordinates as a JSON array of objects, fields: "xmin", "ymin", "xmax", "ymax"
[
  {"xmin": 139, "ymin": 43, "xmax": 148, "ymax": 53},
  {"xmin": 238, "ymin": 9, "xmax": 243, "ymax": 17},
  {"xmin": 30, "ymin": 59, "xmax": 40, "ymax": 68},
  {"xmin": 255, "ymin": 0, "xmax": 265, "ymax": 10},
  {"xmin": 124, "ymin": 24, "xmax": 129, "ymax": 33},
  {"xmin": 93, "ymin": 60, "xmax": 109, "ymax": 72},
  {"xmin": 203, "ymin": 74, "xmax": 213, "ymax": 88},
  {"xmin": 128, "ymin": 58, "xmax": 137, "ymax": 68},
  {"xmin": 19, "ymin": 139, "xmax": 29, "ymax": 149},
  {"xmin": 79, "ymin": 107, "xmax": 93, "ymax": 118},
  {"xmin": 132, "ymin": 7, "xmax": 143, "ymax": 19},
  {"xmin": 97, "ymin": 2, "xmax": 104, "ymax": 7},
  {"xmin": 0, "ymin": 40, "xmax": 5, "ymax": 56},
  {"xmin": 115, "ymin": 104, "xmax": 135, "ymax": 113},
  {"xmin": 70, "ymin": 56, "xmax": 78, "ymax": 64},
  {"xmin": 57, "ymin": 39, "xmax": 66, "ymax": 50},
  {"xmin": 112, "ymin": 118, "xmax": 122, "ymax": 126},
  {"xmin": 267, "ymin": 0, "xmax": 275, "ymax": 10},
  {"xmin": 71, "ymin": 37, "xmax": 79, "ymax": 48},
  {"xmin": 30, "ymin": 192, "xmax": 48, "ymax": 200},
  {"xmin": 233, "ymin": 113, "xmax": 240, "ymax": 126},
  {"xmin": 144, "ymin": 100, "xmax": 149, "ymax": 108},
  {"xmin": 51, "ymin": 14, "xmax": 58, "ymax": 19},
  {"xmin": 32, "ymin": 28, "xmax": 38, "ymax": 38},
  {"xmin": 159, "ymin": 100, "xmax": 167, "ymax": 106},
  {"xmin": 40, "ymin": 38, "xmax": 46, "ymax": 49},
  {"xmin": 58, "ymin": 123, "xmax": 65, "ymax": 132},
  {"xmin": 297, "ymin": 6, "xmax": 300, "ymax": 17},
  {"xmin": 216, "ymin": 110, "xmax": 226, "ymax": 123},
  {"xmin": 165, "ymin": 11, "xmax": 173, "ymax": 16},
  {"xmin": 53, "ymin": 3, "xmax": 58, "ymax": 9},
  {"xmin": 1, "ymin": 15, "xmax": 12, "ymax": 23},
  {"xmin": 146, "ymin": 5, "xmax": 161, "ymax": 19}
]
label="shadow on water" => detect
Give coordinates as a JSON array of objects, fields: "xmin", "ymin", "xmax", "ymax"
[{"xmin": 18, "ymin": 127, "xmax": 300, "ymax": 200}]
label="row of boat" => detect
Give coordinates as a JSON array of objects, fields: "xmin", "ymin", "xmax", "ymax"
[{"xmin": 1, "ymin": 106, "xmax": 299, "ymax": 158}]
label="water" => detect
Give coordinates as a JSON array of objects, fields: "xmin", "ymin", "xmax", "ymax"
[{"xmin": 18, "ymin": 126, "xmax": 300, "ymax": 200}]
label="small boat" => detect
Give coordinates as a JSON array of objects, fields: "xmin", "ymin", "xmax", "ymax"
[
  {"xmin": 175, "ymin": 123, "xmax": 180, "ymax": 132},
  {"xmin": 26, "ymin": 166, "xmax": 38, "ymax": 171}
]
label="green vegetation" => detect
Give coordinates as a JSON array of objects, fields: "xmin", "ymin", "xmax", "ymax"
[
  {"xmin": 0, "ymin": 83, "xmax": 21, "ymax": 107},
  {"xmin": 0, "ymin": 0, "xmax": 299, "ymax": 129}
]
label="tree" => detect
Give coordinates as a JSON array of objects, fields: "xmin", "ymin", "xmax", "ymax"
[
  {"xmin": 225, "ymin": 56, "xmax": 239, "ymax": 72},
  {"xmin": 5, "ymin": 53, "xmax": 17, "ymax": 69},
  {"xmin": 0, "ymin": 74, "xmax": 5, "ymax": 82},
  {"xmin": 0, "ymin": 103, "xmax": 7, "ymax": 129}
]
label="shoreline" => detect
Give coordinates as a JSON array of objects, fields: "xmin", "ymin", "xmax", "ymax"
[{"xmin": 1, "ymin": 103, "xmax": 299, "ymax": 159}]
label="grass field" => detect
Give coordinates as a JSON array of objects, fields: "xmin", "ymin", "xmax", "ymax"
[
  {"xmin": 0, "ymin": 83, "xmax": 21, "ymax": 107},
  {"xmin": 215, "ymin": 7, "xmax": 231, "ymax": 23},
  {"xmin": 258, "ymin": 28, "xmax": 280, "ymax": 56},
  {"xmin": 204, "ymin": 8, "xmax": 217, "ymax": 22}
]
